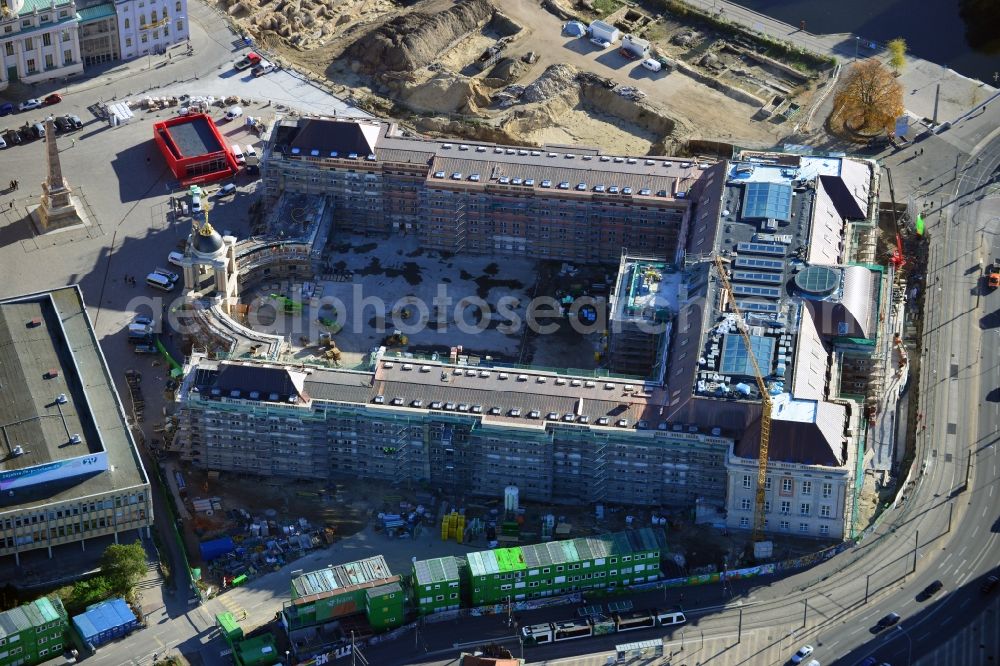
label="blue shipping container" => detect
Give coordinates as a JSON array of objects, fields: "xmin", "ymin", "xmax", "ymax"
[{"xmin": 199, "ymin": 536, "xmax": 236, "ymax": 561}]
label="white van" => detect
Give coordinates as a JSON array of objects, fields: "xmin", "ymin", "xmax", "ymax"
[
  {"xmin": 641, "ymin": 58, "xmax": 662, "ymax": 72},
  {"xmin": 244, "ymin": 144, "xmax": 258, "ymax": 160},
  {"xmin": 167, "ymin": 251, "xmax": 185, "ymax": 266},
  {"xmin": 146, "ymin": 272, "xmax": 174, "ymax": 291},
  {"xmin": 231, "ymin": 144, "xmax": 245, "ymax": 164}
]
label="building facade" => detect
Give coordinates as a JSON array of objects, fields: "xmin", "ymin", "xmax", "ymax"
[
  {"xmin": 0, "ymin": 597, "xmax": 68, "ymax": 666},
  {"xmin": 0, "ymin": 0, "xmax": 83, "ymax": 90},
  {"xmin": 724, "ymin": 448, "xmax": 851, "ymax": 540},
  {"xmin": 464, "ymin": 528, "xmax": 663, "ymax": 606},
  {"xmin": 261, "ymin": 117, "xmax": 697, "ymax": 264},
  {"xmin": 114, "ymin": 0, "xmax": 187, "ymax": 62},
  {"xmin": 176, "ymin": 355, "xmax": 734, "ymax": 510},
  {"xmin": 412, "ymin": 556, "xmax": 462, "ymax": 615},
  {"xmin": 76, "ymin": 2, "xmax": 117, "ymax": 65}
]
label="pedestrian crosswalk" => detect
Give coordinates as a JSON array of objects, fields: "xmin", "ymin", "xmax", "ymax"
[{"xmin": 213, "ymin": 592, "xmax": 248, "ymax": 621}]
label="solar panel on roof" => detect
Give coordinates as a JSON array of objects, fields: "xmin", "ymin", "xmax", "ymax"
[
  {"xmin": 736, "ymin": 242, "xmax": 785, "ymax": 256},
  {"xmin": 732, "ymin": 284, "xmax": 781, "ymax": 298},
  {"xmin": 735, "ymin": 300, "xmax": 779, "ymax": 313},
  {"xmin": 733, "ymin": 270, "xmax": 783, "ymax": 284},
  {"xmin": 734, "ymin": 257, "xmax": 784, "ymax": 271}
]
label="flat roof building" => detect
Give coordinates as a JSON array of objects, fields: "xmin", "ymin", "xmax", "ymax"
[
  {"xmin": 0, "ymin": 287, "xmax": 152, "ymax": 567},
  {"xmin": 153, "ymin": 114, "xmax": 240, "ymax": 186}
]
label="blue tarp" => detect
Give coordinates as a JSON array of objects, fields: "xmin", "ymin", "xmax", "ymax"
[
  {"xmin": 200, "ymin": 536, "xmax": 236, "ymax": 561},
  {"xmin": 563, "ymin": 21, "xmax": 587, "ymax": 37},
  {"xmin": 72, "ymin": 598, "xmax": 139, "ymax": 647}
]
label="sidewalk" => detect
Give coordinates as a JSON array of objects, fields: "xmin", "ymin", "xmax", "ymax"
[{"xmin": 683, "ymin": 0, "xmax": 996, "ymax": 125}]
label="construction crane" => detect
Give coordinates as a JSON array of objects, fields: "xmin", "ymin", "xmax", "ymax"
[{"xmin": 713, "ymin": 255, "xmax": 772, "ymax": 542}]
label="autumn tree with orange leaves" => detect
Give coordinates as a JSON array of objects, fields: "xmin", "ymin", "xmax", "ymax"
[{"xmin": 832, "ymin": 60, "xmax": 904, "ymax": 135}]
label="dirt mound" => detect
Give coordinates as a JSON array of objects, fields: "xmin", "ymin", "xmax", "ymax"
[
  {"xmin": 400, "ymin": 72, "xmax": 492, "ymax": 114},
  {"xmin": 345, "ymin": 0, "xmax": 495, "ymax": 75},
  {"xmin": 522, "ymin": 63, "xmax": 578, "ymax": 103},
  {"xmin": 487, "ymin": 57, "xmax": 531, "ymax": 85}
]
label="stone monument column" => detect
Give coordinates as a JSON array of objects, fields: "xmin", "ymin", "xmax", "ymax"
[{"xmin": 32, "ymin": 118, "xmax": 87, "ymax": 232}]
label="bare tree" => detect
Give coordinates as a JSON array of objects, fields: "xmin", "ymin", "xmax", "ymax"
[{"xmin": 832, "ymin": 60, "xmax": 904, "ymax": 135}]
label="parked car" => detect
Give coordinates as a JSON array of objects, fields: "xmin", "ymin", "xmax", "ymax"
[
  {"xmin": 134, "ymin": 344, "xmax": 158, "ymax": 354},
  {"xmin": 641, "ymin": 58, "xmax": 662, "ymax": 72},
  {"xmin": 167, "ymin": 251, "xmax": 186, "ymax": 266},
  {"xmin": 191, "ymin": 193, "xmax": 203, "ymax": 213},
  {"xmin": 133, "ymin": 314, "xmax": 155, "ymax": 327},
  {"xmin": 17, "ymin": 125, "xmax": 35, "ymax": 142},
  {"xmin": 64, "ymin": 114, "xmax": 83, "ymax": 129},
  {"xmin": 0, "ymin": 134, "xmax": 6, "ymax": 149},
  {"xmin": 154, "ymin": 267, "xmax": 180, "ymax": 284},
  {"xmin": 3, "ymin": 128, "xmax": 22, "ymax": 145},
  {"xmin": 225, "ymin": 106, "xmax": 243, "ymax": 121},
  {"xmin": 44, "ymin": 93, "xmax": 62, "ymax": 105},
  {"xmin": 214, "ymin": 183, "xmax": 237, "ymax": 198},
  {"xmin": 791, "ymin": 645, "xmax": 814, "ymax": 664},
  {"xmin": 233, "ymin": 52, "xmax": 261, "ymax": 71},
  {"xmin": 0, "ymin": 102, "xmax": 14, "ymax": 116},
  {"xmin": 916, "ymin": 580, "xmax": 943, "ymax": 601},
  {"xmin": 251, "ymin": 60, "xmax": 275, "ymax": 76},
  {"xmin": 53, "ymin": 116, "xmax": 71, "ymax": 132},
  {"xmin": 876, "ymin": 612, "xmax": 901, "ymax": 629},
  {"xmin": 589, "ymin": 37, "xmax": 611, "ymax": 49},
  {"xmin": 18, "ymin": 98, "xmax": 43, "ymax": 112},
  {"xmin": 983, "ymin": 575, "xmax": 999, "ymax": 594}
]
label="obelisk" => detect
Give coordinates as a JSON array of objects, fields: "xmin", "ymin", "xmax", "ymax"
[{"xmin": 32, "ymin": 117, "xmax": 86, "ymax": 232}]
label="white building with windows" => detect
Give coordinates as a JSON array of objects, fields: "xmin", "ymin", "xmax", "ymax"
[
  {"xmin": 115, "ymin": 0, "xmax": 186, "ymax": 62},
  {"xmin": 0, "ymin": 0, "xmax": 83, "ymax": 89},
  {"xmin": 726, "ymin": 421, "xmax": 854, "ymax": 541}
]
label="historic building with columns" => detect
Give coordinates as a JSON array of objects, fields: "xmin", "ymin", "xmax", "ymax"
[{"xmin": 0, "ymin": 0, "xmax": 83, "ymax": 89}]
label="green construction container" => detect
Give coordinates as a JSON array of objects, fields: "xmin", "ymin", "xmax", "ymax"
[{"xmin": 215, "ymin": 612, "xmax": 244, "ymax": 644}]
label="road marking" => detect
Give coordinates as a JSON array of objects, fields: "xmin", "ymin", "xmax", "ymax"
[
  {"xmin": 973, "ymin": 525, "xmax": 980, "ymax": 538},
  {"xmin": 983, "ymin": 506, "xmax": 989, "ymax": 517}
]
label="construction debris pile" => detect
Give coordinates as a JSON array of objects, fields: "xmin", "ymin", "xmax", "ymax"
[{"xmin": 201, "ymin": 513, "xmax": 337, "ymax": 590}]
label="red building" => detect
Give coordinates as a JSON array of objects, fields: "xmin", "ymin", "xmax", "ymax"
[{"xmin": 153, "ymin": 114, "xmax": 239, "ymax": 186}]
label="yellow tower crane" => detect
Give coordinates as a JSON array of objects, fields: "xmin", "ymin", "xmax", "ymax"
[{"xmin": 713, "ymin": 255, "xmax": 772, "ymax": 541}]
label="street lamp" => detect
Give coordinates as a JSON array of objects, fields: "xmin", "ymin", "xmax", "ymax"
[{"xmin": 854, "ymin": 36, "xmax": 860, "ymax": 61}]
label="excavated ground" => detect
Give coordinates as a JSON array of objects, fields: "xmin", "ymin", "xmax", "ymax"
[{"xmin": 228, "ymin": 0, "xmax": 819, "ymax": 153}]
